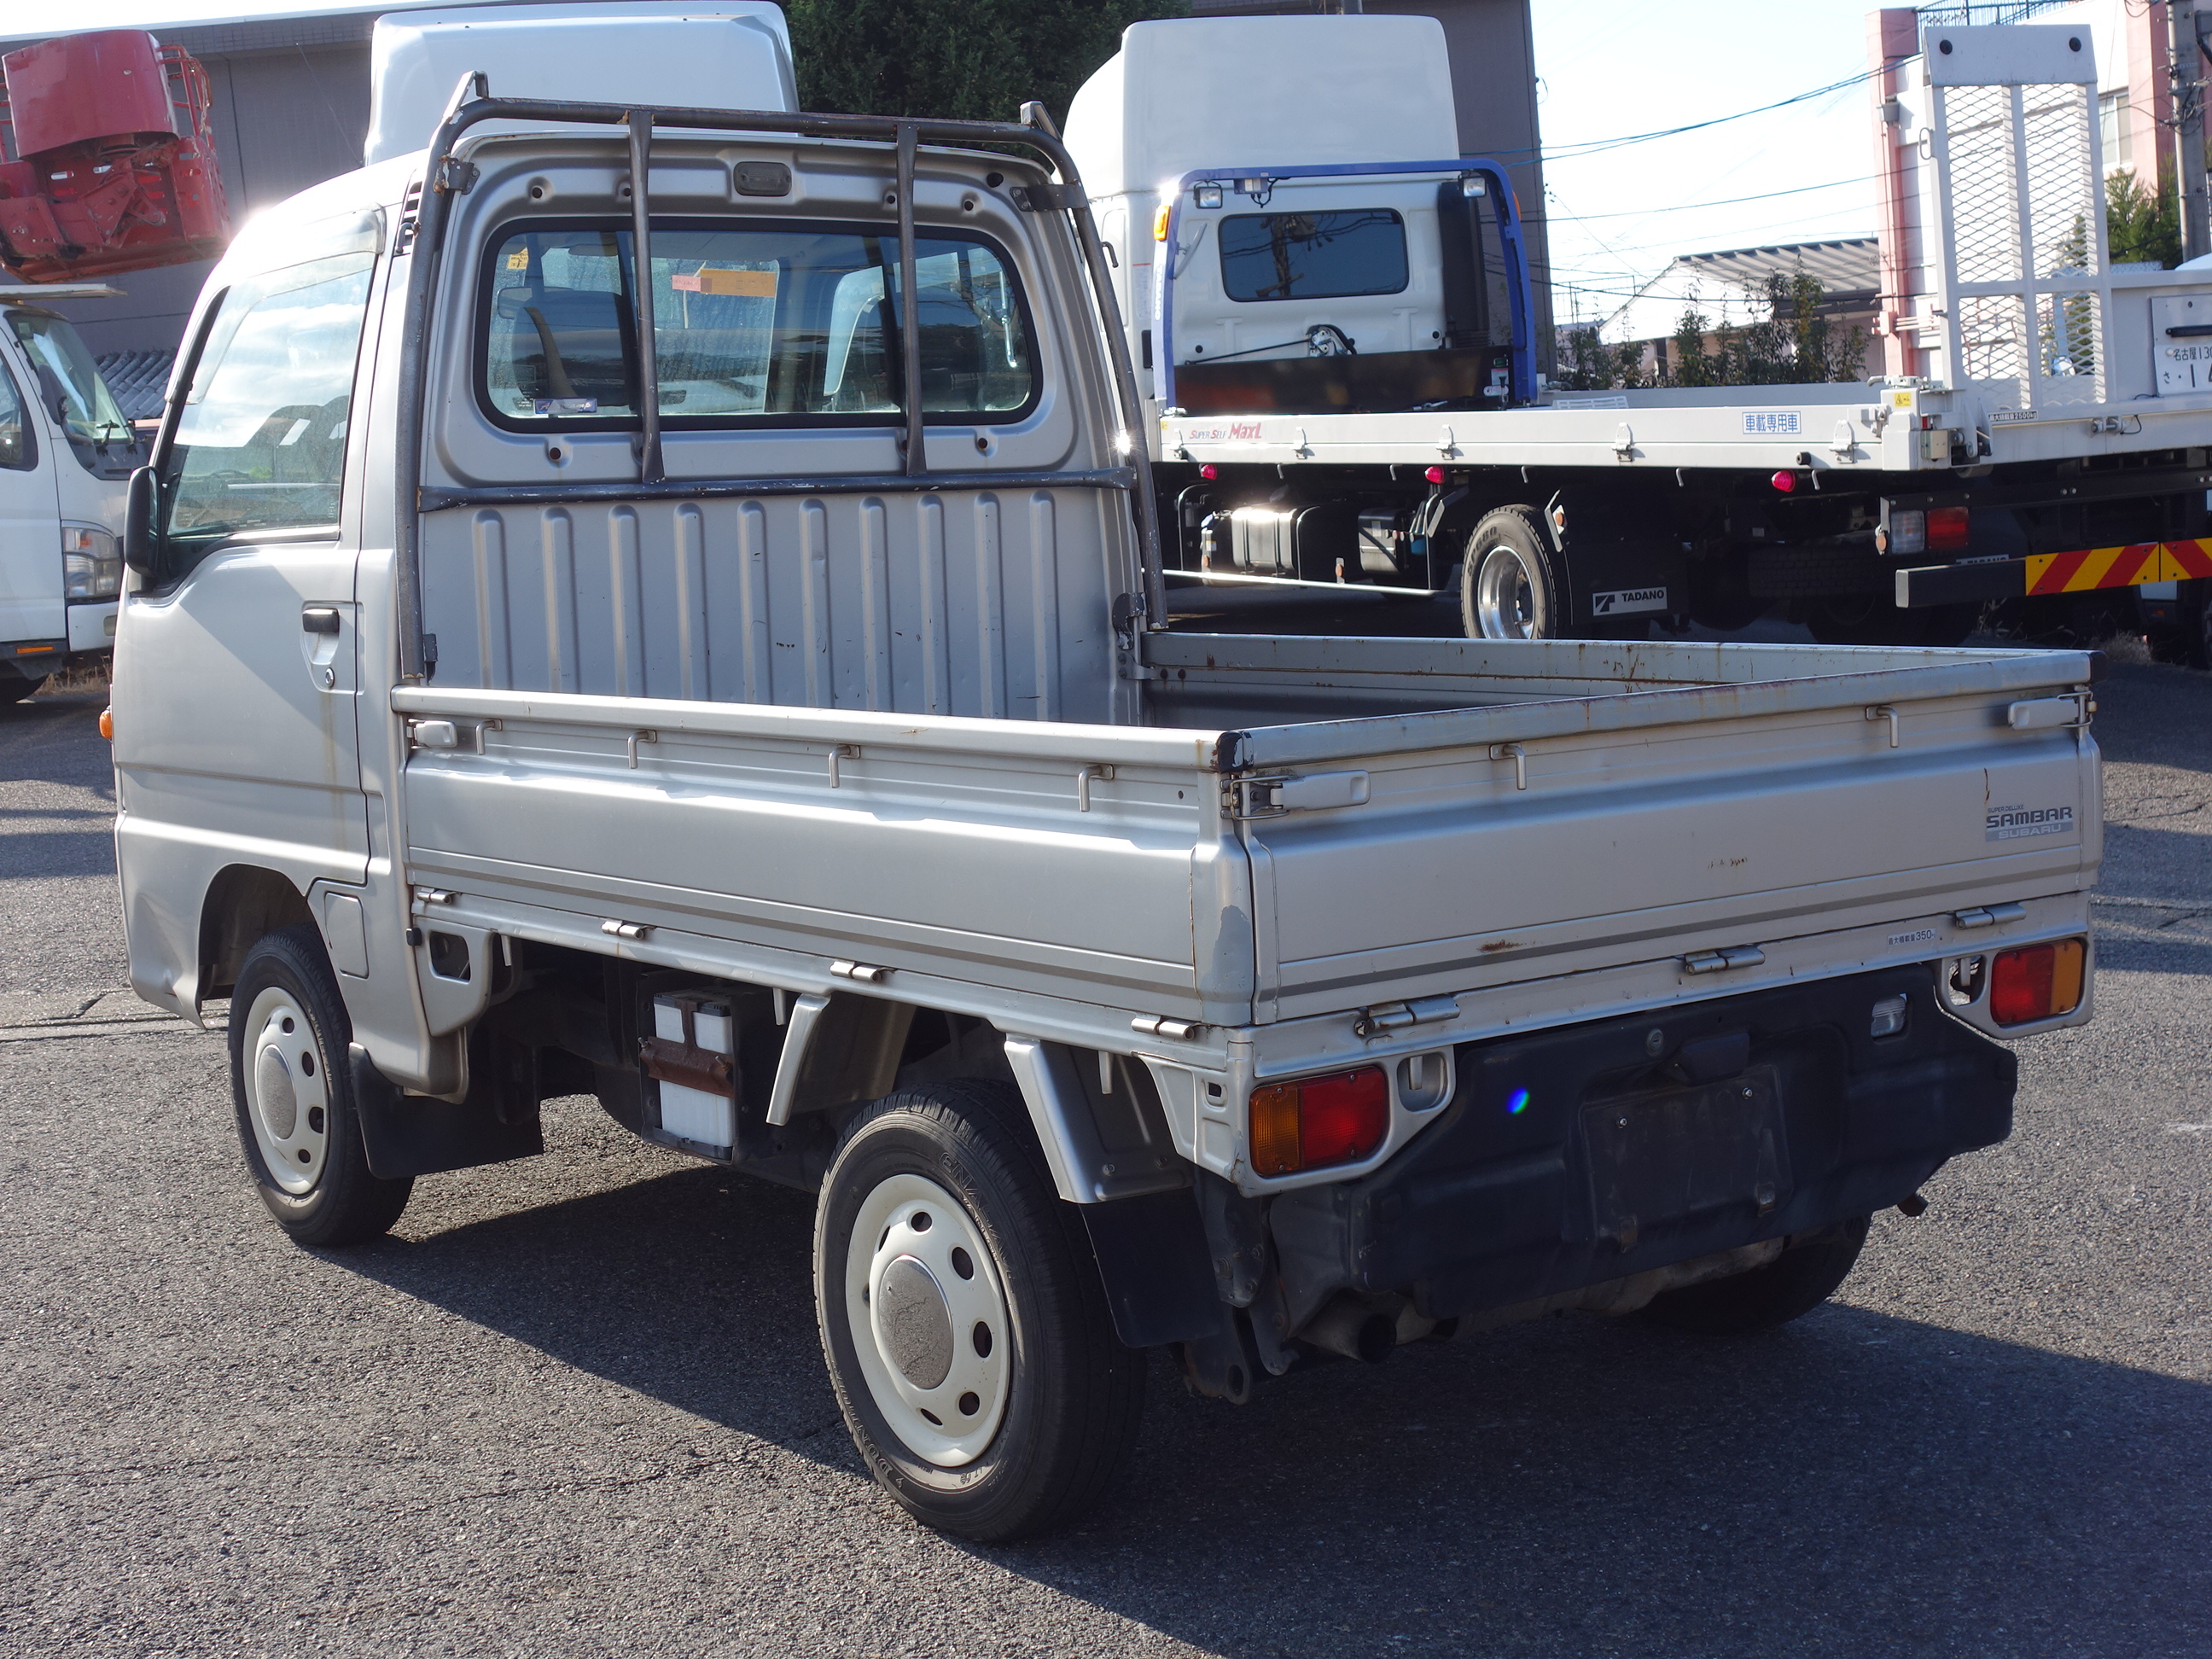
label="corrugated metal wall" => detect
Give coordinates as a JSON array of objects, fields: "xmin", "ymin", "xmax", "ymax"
[{"xmin": 419, "ymin": 489, "xmax": 1120, "ymax": 723}]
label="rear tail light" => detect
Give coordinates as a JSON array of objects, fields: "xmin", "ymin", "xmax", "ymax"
[
  {"xmin": 1926, "ymin": 505, "xmax": 1971, "ymax": 552},
  {"xmin": 1989, "ymin": 939, "xmax": 2087, "ymax": 1027},
  {"xmin": 1249, "ymin": 1066, "xmax": 1389, "ymax": 1177}
]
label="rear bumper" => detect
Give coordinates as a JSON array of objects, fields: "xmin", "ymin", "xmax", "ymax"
[
  {"xmin": 1897, "ymin": 539, "xmax": 2212, "ymax": 608},
  {"xmin": 1268, "ymin": 964, "xmax": 2015, "ymax": 1323}
]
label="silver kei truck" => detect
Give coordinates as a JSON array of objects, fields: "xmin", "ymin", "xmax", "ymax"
[{"xmin": 109, "ymin": 84, "xmax": 2103, "ymax": 1541}]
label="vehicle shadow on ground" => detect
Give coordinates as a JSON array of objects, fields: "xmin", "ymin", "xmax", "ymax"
[{"xmin": 344, "ymin": 1153, "xmax": 2210, "ymax": 1658}]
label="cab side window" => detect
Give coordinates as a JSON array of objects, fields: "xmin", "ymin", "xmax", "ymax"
[
  {"xmin": 160, "ymin": 246, "xmax": 375, "ymax": 556},
  {"xmin": 0, "ymin": 357, "xmax": 32, "ymax": 470}
]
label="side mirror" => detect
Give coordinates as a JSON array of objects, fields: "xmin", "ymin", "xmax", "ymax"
[{"xmin": 123, "ymin": 465, "xmax": 162, "ymax": 577}]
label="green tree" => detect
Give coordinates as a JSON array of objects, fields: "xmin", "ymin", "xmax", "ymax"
[
  {"xmin": 787, "ymin": 0, "xmax": 1186, "ymax": 125},
  {"xmin": 2105, "ymin": 170, "xmax": 2180, "ymax": 268}
]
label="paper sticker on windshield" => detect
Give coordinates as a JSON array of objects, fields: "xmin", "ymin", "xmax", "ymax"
[
  {"xmin": 533, "ymin": 397, "xmax": 598, "ymax": 416},
  {"xmin": 1986, "ymin": 802, "xmax": 2075, "ymax": 841},
  {"xmin": 1591, "ymin": 585, "xmax": 1668, "ymax": 616}
]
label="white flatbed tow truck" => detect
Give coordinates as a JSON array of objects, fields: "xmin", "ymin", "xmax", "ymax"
[{"xmin": 1066, "ymin": 15, "xmax": 2212, "ymax": 660}]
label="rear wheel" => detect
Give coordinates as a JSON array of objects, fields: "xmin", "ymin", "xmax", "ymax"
[
  {"xmin": 1460, "ymin": 506, "xmax": 1563, "ymax": 641},
  {"xmin": 3, "ymin": 669, "xmax": 46, "ymax": 701},
  {"xmin": 229, "ymin": 924, "xmax": 413, "ymax": 1247},
  {"xmin": 814, "ymin": 1079, "xmax": 1144, "ymax": 1541},
  {"xmin": 1639, "ymin": 1214, "xmax": 1870, "ymax": 1334}
]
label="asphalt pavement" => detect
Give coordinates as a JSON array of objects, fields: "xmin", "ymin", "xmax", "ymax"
[{"xmin": 3, "ymin": 660, "xmax": 2208, "ymax": 1658}]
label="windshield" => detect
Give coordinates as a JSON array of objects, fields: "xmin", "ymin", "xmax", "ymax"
[{"xmin": 5, "ymin": 308, "xmax": 134, "ymax": 449}]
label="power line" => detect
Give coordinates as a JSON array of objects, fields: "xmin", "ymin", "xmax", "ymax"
[
  {"xmin": 1488, "ymin": 66, "xmax": 1884, "ymax": 164},
  {"xmin": 1537, "ymin": 172, "xmax": 1879, "ymax": 222}
]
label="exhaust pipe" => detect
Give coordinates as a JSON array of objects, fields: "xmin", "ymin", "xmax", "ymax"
[{"xmin": 1301, "ymin": 1294, "xmax": 1399, "ymax": 1364}]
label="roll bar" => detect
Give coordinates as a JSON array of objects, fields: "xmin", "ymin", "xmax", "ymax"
[{"xmin": 392, "ymin": 79, "xmax": 1165, "ymax": 684}]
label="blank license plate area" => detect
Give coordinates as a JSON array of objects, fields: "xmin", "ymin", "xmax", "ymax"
[{"xmin": 1580, "ymin": 1068, "xmax": 1783, "ymax": 1248}]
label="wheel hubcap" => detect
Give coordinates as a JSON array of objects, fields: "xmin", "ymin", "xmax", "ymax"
[
  {"xmin": 242, "ymin": 987, "xmax": 329, "ymax": 1196},
  {"xmin": 1473, "ymin": 543, "xmax": 1547, "ymax": 639},
  {"xmin": 845, "ymin": 1173, "xmax": 1010, "ymax": 1468}
]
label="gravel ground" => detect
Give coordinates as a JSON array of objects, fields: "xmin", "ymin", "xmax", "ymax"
[{"xmin": 2, "ymin": 663, "xmax": 2206, "ymax": 1658}]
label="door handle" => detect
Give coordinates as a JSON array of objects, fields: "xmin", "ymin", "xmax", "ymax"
[{"xmin": 302, "ymin": 606, "xmax": 341, "ymax": 635}]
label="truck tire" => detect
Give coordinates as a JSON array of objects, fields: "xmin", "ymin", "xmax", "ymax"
[
  {"xmin": 814, "ymin": 1079, "xmax": 1144, "ymax": 1541},
  {"xmin": 4, "ymin": 670, "xmax": 46, "ymax": 701},
  {"xmin": 1638, "ymin": 1214, "xmax": 1869, "ymax": 1334},
  {"xmin": 228, "ymin": 924, "xmax": 414, "ymax": 1247},
  {"xmin": 1461, "ymin": 506, "xmax": 1563, "ymax": 641}
]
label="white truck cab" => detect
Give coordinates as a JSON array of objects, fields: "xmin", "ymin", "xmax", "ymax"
[
  {"xmin": 1063, "ymin": 15, "xmax": 1522, "ymax": 421},
  {"xmin": 0, "ymin": 287, "xmax": 136, "ymax": 697}
]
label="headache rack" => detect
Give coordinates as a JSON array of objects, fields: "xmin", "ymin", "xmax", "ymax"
[{"xmin": 390, "ymin": 79, "xmax": 1167, "ymax": 684}]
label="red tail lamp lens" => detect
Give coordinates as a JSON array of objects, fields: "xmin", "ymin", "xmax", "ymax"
[
  {"xmin": 1989, "ymin": 939, "xmax": 2087, "ymax": 1026},
  {"xmin": 1199, "ymin": 463, "xmax": 1219, "ymax": 480},
  {"xmin": 1770, "ymin": 471, "xmax": 1797, "ymax": 493},
  {"xmin": 1423, "ymin": 465, "xmax": 1447, "ymax": 484},
  {"xmin": 1249, "ymin": 1066, "xmax": 1390, "ymax": 1176},
  {"xmin": 1927, "ymin": 505, "xmax": 1971, "ymax": 551}
]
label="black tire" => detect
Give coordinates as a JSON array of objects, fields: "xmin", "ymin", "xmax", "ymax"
[
  {"xmin": 2186, "ymin": 579, "xmax": 2212, "ymax": 671},
  {"xmin": 228, "ymin": 923, "xmax": 413, "ymax": 1247},
  {"xmin": 3, "ymin": 670, "xmax": 47, "ymax": 702},
  {"xmin": 1460, "ymin": 505, "xmax": 1563, "ymax": 641},
  {"xmin": 1638, "ymin": 1214, "xmax": 1870, "ymax": 1335},
  {"xmin": 814, "ymin": 1079, "xmax": 1144, "ymax": 1542}
]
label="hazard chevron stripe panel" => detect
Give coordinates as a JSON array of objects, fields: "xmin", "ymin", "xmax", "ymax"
[
  {"xmin": 2019, "ymin": 540, "xmax": 2212, "ymax": 591},
  {"xmin": 2163, "ymin": 538, "xmax": 2212, "ymax": 580}
]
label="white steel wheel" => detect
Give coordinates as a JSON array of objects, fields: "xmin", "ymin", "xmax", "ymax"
[
  {"xmin": 844, "ymin": 1172, "xmax": 1011, "ymax": 1467},
  {"xmin": 813, "ymin": 1080, "xmax": 1145, "ymax": 1542},
  {"xmin": 227, "ymin": 924, "xmax": 412, "ymax": 1247},
  {"xmin": 242, "ymin": 985, "xmax": 331, "ymax": 1196},
  {"xmin": 1461, "ymin": 505, "xmax": 1563, "ymax": 642}
]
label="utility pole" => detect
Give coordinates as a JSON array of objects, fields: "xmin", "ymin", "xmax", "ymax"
[{"xmin": 2172, "ymin": 0, "xmax": 2209, "ymax": 262}]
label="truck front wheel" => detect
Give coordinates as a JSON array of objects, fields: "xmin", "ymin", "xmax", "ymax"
[
  {"xmin": 814, "ymin": 1080, "xmax": 1144, "ymax": 1541},
  {"xmin": 1461, "ymin": 506, "xmax": 1563, "ymax": 641},
  {"xmin": 1638, "ymin": 1214, "xmax": 1870, "ymax": 1335},
  {"xmin": 228, "ymin": 925, "xmax": 413, "ymax": 1247}
]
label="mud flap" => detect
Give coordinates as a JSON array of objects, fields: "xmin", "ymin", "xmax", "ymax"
[{"xmin": 351, "ymin": 1041, "xmax": 544, "ymax": 1179}]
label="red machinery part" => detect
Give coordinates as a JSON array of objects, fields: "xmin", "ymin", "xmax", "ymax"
[{"xmin": 0, "ymin": 29, "xmax": 230, "ymax": 283}]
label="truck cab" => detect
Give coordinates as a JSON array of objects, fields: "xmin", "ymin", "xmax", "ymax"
[
  {"xmin": 1064, "ymin": 14, "xmax": 1528, "ymax": 431},
  {"xmin": 0, "ymin": 288, "xmax": 136, "ymax": 697}
]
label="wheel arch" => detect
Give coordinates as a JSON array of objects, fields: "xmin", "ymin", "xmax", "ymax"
[{"xmin": 199, "ymin": 864, "xmax": 316, "ymax": 1002}]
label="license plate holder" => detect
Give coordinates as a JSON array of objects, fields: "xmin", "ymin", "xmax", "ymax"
[{"xmin": 1580, "ymin": 1066, "xmax": 1784, "ymax": 1251}]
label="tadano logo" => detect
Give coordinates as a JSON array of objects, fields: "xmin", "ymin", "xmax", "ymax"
[{"xmin": 1591, "ymin": 586, "xmax": 1668, "ymax": 616}]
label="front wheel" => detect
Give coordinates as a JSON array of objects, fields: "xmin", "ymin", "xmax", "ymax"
[
  {"xmin": 1460, "ymin": 505, "xmax": 1563, "ymax": 641},
  {"xmin": 814, "ymin": 1080, "xmax": 1144, "ymax": 1541},
  {"xmin": 229, "ymin": 924, "xmax": 413, "ymax": 1247},
  {"xmin": 1639, "ymin": 1214, "xmax": 1870, "ymax": 1335}
]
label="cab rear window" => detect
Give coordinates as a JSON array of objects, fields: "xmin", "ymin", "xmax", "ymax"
[
  {"xmin": 1219, "ymin": 209, "xmax": 1409, "ymax": 303},
  {"xmin": 479, "ymin": 221, "xmax": 1037, "ymax": 428}
]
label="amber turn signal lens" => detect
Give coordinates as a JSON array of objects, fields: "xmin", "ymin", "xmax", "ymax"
[
  {"xmin": 1989, "ymin": 938, "xmax": 2086, "ymax": 1027},
  {"xmin": 1249, "ymin": 1066, "xmax": 1390, "ymax": 1177},
  {"xmin": 98, "ymin": 707, "xmax": 113, "ymax": 741}
]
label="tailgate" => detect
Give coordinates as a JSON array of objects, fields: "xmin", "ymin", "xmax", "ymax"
[{"xmin": 1188, "ymin": 639, "xmax": 2099, "ymax": 1023}]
